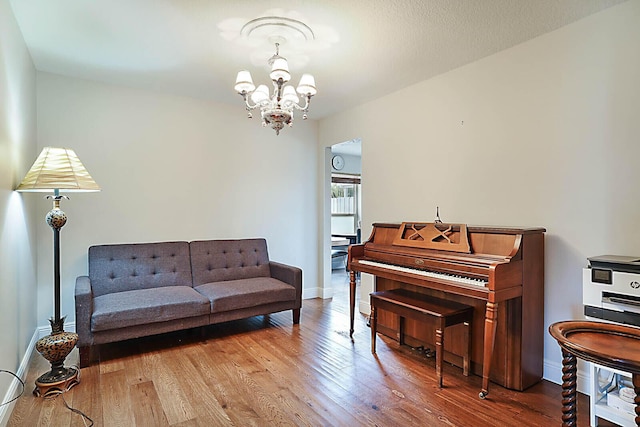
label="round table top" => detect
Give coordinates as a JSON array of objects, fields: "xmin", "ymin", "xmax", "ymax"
[{"xmin": 549, "ymin": 320, "xmax": 640, "ymax": 375}]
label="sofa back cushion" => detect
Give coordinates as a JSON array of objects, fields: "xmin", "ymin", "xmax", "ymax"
[
  {"xmin": 190, "ymin": 239, "xmax": 271, "ymax": 285},
  {"xmin": 89, "ymin": 241, "xmax": 192, "ymax": 297}
]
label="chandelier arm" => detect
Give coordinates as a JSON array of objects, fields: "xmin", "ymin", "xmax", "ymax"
[
  {"xmin": 240, "ymin": 93, "xmax": 260, "ymax": 110},
  {"xmin": 291, "ymin": 94, "xmax": 312, "ymax": 112}
]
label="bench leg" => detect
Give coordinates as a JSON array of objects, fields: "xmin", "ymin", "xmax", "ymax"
[
  {"xmin": 436, "ymin": 323, "xmax": 444, "ymax": 388},
  {"xmin": 463, "ymin": 321, "xmax": 471, "ymax": 376},
  {"xmin": 370, "ymin": 305, "xmax": 377, "ymax": 354}
]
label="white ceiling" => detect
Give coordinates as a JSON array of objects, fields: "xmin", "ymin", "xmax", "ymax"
[{"xmin": 9, "ymin": 0, "xmax": 627, "ymax": 120}]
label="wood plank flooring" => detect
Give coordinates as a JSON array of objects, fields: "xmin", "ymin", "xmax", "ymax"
[{"xmin": 8, "ymin": 272, "xmax": 611, "ymax": 426}]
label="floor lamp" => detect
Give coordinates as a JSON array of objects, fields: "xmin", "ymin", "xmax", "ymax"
[{"xmin": 16, "ymin": 147, "xmax": 100, "ymax": 397}]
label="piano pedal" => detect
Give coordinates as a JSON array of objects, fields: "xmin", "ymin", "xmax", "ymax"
[
  {"xmin": 409, "ymin": 345, "xmax": 434, "ymax": 358},
  {"xmin": 411, "ymin": 345, "xmax": 425, "ymax": 354}
]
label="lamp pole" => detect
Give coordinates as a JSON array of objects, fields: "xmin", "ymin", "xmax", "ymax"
[{"xmin": 46, "ymin": 189, "xmax": 68, "ymax": 330}]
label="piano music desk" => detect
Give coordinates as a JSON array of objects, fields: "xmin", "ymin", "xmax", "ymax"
[{"xmin": 370, "ymin": 289, "xmax": 473, "ymax": 388}]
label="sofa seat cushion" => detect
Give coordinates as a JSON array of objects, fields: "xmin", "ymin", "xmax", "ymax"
[
  {"xmin": 195, "ymin": 278, "xmax": 296, "ymax": 314},
  {"xmin": 92, "ymin": 286, "xmax": 210, "ymax": 332}
]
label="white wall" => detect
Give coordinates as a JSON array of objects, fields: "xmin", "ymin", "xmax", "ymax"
[
  {"xmin": 319, "ymin": 0, "xmax": 640, "ymax": 388},
  {"xmin": 35, "ymin": 72, "xmax": 321, "ymax": 325},
  {"xmin": 0, "ymin": 0, "xmax": 38, "ymax": 424}
]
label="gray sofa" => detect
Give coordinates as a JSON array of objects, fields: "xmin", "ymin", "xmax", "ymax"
[{"xmin": 75, "ymin": 238, "xmax": 302, "ymax": 367}]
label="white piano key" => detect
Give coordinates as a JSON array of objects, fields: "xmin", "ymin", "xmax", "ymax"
[{"xmin": 358, "ymin": 259, "xmax": 488, "ymax": 287}]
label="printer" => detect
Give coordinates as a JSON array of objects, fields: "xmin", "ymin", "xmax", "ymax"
[{"xmin": 583, "ymin": 255, "xmax": 640, "ymax": 328}]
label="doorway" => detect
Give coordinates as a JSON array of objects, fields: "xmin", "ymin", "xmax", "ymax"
[{"xmin": 329, "ymin": 139, "xmax": 361, "ymax": 291}]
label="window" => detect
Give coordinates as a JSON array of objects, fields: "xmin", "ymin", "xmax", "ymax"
[
  {"xmin": 331, "ymin": 174, "xmax": 361, "ymax": 235},
  {"xmin": 331, "ymin": 183, "xmax": 356, "ymax": 215}
]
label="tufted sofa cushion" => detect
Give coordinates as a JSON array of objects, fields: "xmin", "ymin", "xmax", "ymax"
[
  {"xmin": 195, "ymin": 277, "xmax": 296, "ymax": 314},
  {"xmin": 190, "ymin": 239, "xmax": 271, "ymax": 285},
  {"xmin": 92, "ymin": 286, "xmax": 210, "ymax": 331},
  {"xmin": 89, "ymin": 241, "xmax": 192, "ymax": 297}
]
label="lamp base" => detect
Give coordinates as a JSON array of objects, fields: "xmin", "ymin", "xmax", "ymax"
[
  {"xmin": 33, "ymin": 318, "xmax": 80, "ymax": 397},
  {"xmin": 34, "ymin": 368, "xmax": 79, "ymax": 397}
]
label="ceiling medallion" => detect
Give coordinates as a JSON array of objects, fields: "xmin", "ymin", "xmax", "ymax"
[{"xmin": 240, "ymin": 16, "xmax": 315, "ymax": 42}]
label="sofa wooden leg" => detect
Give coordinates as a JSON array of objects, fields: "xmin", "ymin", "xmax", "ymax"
[
  {"xmin": 78, "ymin": 346, "xmax": 91, "ymax": 368},
  {"xmin": 293, "ymin": 308, "xmax": 301, "ymax": 324}
]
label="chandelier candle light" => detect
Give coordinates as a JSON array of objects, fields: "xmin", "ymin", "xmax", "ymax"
[{"xmin": 234, "ymin": 42, "xmax": 317, "ymax": 135}]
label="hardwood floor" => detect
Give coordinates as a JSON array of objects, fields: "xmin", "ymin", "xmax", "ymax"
[{"xmin": 9, "ymin": 271, "xmax": 607, "ymax": 426}]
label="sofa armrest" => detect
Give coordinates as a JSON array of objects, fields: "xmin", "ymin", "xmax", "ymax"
[
  {"xmin": 75, "ymin": 275, "xmax": 94, "ymax": 347},
  {"xmin": 269, "ymin": 261, "xmax": 302, "ymax": 308}
]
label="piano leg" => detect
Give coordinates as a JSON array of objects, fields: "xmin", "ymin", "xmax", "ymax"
[
  {"xmin": 463, "ymin": 321, "xmax": 471, "ymax": 377},
  {"xmin": 349, "ymin": 270, "xmax": 356, "ymax": 337},
  {"xmin": 436, "ymin": 323, "xmax": 444, "ymax": 388},
  {"xmin": 370, "ymin": 304, "xmax": 377, "ymax": 353},
  {"xmin": 479, "ymin": 301, "xmax": 498, "ymax": 399}
]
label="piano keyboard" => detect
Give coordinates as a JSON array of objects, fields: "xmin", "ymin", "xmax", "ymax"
[{"xmin": 357, "ymin": 259, "xmax": 488, "ymax": 287}]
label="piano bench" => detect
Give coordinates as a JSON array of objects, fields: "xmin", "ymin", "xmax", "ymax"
[{"xmin": 370, "ymin": 289, "xmax": 473, "ymax": 388}]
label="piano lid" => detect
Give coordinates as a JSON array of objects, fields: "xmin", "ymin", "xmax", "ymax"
[{"xmin": 373, "ymin": 222, "xmax": 546, "ymax": 235}]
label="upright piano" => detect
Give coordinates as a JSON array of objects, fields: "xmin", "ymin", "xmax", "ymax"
[{"xmin": 347, "ymin": 222, "xmax": 545, "ymax": 398}]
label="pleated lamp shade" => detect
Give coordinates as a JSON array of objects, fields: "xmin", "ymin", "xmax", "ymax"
[{"xmin": 17, "ymin": 147, "xmax": 100, "ymax": 192}]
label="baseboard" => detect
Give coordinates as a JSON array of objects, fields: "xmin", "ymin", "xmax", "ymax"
[
  {"xmin": 303, "ymin": 286, "xmax": 334, "ymax": 299},
  {"xmin": 0, "ymin": 329, "xmax": 39, "ymax": 427},
  {"xmin": 321, "ymin": 287, "xmax": 334, "ymax": 299},
  {"xmin": 359, "ymin": 301, "xmax": 370, "ymax": 316},
  {"xmin": 543, "ymin": 358, "xmax": 591, "ymax": 395}
]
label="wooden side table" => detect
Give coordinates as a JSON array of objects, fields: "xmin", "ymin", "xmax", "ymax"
[{"xmin": 549, "ymin": 321, "xmax": 640, "ymax": 426}]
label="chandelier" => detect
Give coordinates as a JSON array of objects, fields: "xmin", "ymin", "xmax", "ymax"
[{"xmin": 234, "ymin": 43, "xmax": 317, "ymax": 135}]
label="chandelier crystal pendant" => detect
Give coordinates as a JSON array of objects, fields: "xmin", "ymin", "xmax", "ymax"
[{"xmin": 234, "ymin": 43, "xmax": 317, "ymax": 135}]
